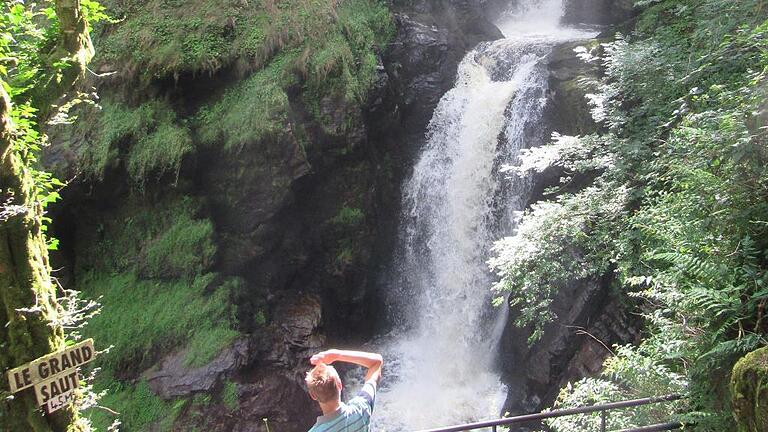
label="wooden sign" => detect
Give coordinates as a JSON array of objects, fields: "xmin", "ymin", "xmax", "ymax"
[
  {"xmin": 6, "ymin": 339, "xmax": 94, "ymax": 393},
  {"xmin": 5, "ymin": 339, "xmax": 95, "ymax": 413},
  {"xmin": 34, "ymin": 370, "xmax": 80, "ymax": 412}
]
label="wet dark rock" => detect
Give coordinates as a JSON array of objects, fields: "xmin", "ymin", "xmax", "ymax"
[
  {"xmin": 145, "ymin": 338, "xmax": 252, "ymax": 399},
  {"xmin": 562, "ymin": 0, "xmax": 636, "ymax": 26},
  {"xmin": 235, "ymin": 374, "xmax": 313, "ymax": 432},
  {"xmin": 202, "ymin": 125, "xmax": 311, "ymax": 274},
  {"xmin": 543, "ymin": 40, "xmax": 602, "ymax": 137},
  {"xmin": 500, "ymin": 275, "xmax": 642, "ymax": 417},
  {"xmin": 385, "ymin": 2, "xmax": 504, "ymax": 137},
  {"xmin": 163, "ymin": 294, "xmax": 325, "ymax": 432}
]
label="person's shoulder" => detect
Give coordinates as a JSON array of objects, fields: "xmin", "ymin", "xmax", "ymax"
[{"xmin": 348, "ymin": 382, "xmax": 376, "ymax": 413}]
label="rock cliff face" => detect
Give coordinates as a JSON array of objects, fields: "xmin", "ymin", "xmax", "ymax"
[
  {"xmin": 45, "ymin": 0, "xmax": 639, "ymax": 428},
  {"xmin": 46, "ymin": 1, "xmax": 502, "ymax": 430}
]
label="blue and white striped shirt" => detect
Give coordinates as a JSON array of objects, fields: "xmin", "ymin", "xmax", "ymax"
[{"xmin": 308, "ymin": 382, "xmax": 376, "ymax": 432}]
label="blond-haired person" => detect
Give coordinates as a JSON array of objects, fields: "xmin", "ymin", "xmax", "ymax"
[{"xmin": 305, "ymin": 349, "xmax": 383, "ymax": 432}]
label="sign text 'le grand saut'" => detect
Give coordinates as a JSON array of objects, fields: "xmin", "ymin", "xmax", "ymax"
[{"xmin": 6, "ymin": 339, "xmax": 95, "ymax": 413}]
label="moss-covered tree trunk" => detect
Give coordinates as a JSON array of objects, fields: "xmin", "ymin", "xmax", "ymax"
[{"xmin": 0, "ymin": 0, "xmax": 93, "ymax": 430}]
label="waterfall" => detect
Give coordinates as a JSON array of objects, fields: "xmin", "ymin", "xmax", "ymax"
[{"xmin": 369, "ymin": 1, "xmax": 598, "ymax": 430}]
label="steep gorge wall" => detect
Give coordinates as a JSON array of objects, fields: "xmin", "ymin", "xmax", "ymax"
[
  {"xmin": 44, "ymin": 0, "xmax": 502, "ymax": 430},
  {"xmin": 42, "ymin": 0, "xmax": 642, "ymax": 429}
]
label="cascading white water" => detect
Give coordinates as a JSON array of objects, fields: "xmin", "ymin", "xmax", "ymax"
[{"xmin": 368, "ymin": 2, "xmax": 598, "ymax": 430}]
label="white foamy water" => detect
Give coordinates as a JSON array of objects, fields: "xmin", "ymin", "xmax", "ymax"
[{"xmin": 369, "ymin": 1, "xmax": 599, "ymax": 430}]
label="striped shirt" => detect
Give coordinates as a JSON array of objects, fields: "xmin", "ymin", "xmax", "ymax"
[{"xmin": 308, "ymin": 382, "xmax": 376, "ymax": 432}]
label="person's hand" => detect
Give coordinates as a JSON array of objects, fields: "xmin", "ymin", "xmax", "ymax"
[{"xmin": 310, "ymin": 349, "xmax": 340, "ymax": 365}]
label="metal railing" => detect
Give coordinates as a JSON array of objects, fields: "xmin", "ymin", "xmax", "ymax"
[{"xmin": 415, "ymin": 394, "xmax": 683, "ymax": 432}]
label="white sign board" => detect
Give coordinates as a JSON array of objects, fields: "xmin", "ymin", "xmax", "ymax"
[{"xmin": 5, "ymin": 339, "xmax": 95, "ymax": 413}]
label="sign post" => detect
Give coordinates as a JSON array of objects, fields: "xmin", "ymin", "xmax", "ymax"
[{"xmin": 5, "ymin": 339, "xmax": 96, "ymax": 413}]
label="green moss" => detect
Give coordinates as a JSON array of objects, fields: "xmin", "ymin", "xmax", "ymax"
[
  {"xmin": 221, "ymin": 380, "xmax": 239, "ymax": 411},
  {"xmin": 89, "ymin": 0, "xmax": 394, "ymax": 157},
  {"xmin": 127, "ymin": 119, "xmax": 192, "ymax": 186},
  {"xmin": 81, "ymin": 272, "xmax": 237, "ymax": 373},
  {"xmin": 83, "ymin": 98, "xmax": 192, "ymax": 185},
  {"xmin": 192, "ymin": 393, "xmax": 212, "ymax": 406},
  {"xmin": 142, "ymin": 214, "xmax": 216, "ymax": 279},
  {"xmin": 254, "ymin": 310, "xmax": 267, "ymax": 326},
  {"xmin": 86, "ymin": 379, "xmax": 172, "ymax": 431},
  {"xmin": 77, "ymin": 197, "xmax": 212, "ymax": 276},
  {"xmin": 330, "ymin": 206, "xmax": 364, "ymax": 227},
  {"xmin": 302, "ymin": 0, "xmax": 394, "ymax": 130},
  {"xmin": 731, "ymin": 346, "xmax": 768, "ymax": 432},
  {"xmin": 195, "ymin": 55, "xmax": 294, "ymax": 151},
  {"xmin": 96, "ymin": 0, "xmax": 362, "ymax": 77}
]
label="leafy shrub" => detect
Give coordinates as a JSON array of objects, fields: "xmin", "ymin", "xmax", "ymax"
[
  {"xmin": 547, "ymin": 345, "xmax": 687, "ymax": 432},
  {"xmin": 489, "ymin": 1, "xmax": 768, "ymax": 429},
  {"xmin": 85, "ymin": 378, "xmax": 172, "ymax": 431},
  {"xmin": 489, "ymin": 184, "xmax": 626, "ymax": 342}
]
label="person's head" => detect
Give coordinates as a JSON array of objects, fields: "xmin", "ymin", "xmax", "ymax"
[{"xmin": 305, "ymin": 363, "xmax": 342, "ymax": 404}]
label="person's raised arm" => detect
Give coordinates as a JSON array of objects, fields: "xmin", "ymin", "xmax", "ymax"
[{"xmin": 310, "ymin": 349, "xmax": 383, "ymax": 385}]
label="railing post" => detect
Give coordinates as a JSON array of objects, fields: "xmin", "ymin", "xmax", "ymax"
[
  {"xmin": 600, "ymin": 411, "xmax": 607, "ymax": 432},
  {"xmin": 492, "ymin": 425, "xmax": 497, "ymax": 432}
]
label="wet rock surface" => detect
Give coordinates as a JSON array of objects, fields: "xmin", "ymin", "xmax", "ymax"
[
  {"xmin": 500, "ymin": 275, "xmax": 642, "ymax": 418},
  {"xmin": 145, "ymin": 339, "xmax": 252, "ymax": 399},
  {"xmin": 543, "ymin": 40, "xmax": 602, "ymax": 137},
  {"xmin": 562, "ymin": 0, "xmax": 636, "ymax": 25}
]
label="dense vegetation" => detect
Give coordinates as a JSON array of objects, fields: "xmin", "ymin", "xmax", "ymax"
[
  {"xmin": 2, "ymin": 0, "xmax": 391, "ymax": 429},
  {"xmin": 0, "ymin": 0, "xmax": 100, "ymax": 430},
  {"xmin": 490, "ymin": 0, "xmax": 768, "ymax": 430},
  {"xmin": 46, "ymin": 0, "xmax": 394, "ymax": 430},
  {"xmin": 57, "ymin": 0, "xmax": 395, "ymax": 184}
]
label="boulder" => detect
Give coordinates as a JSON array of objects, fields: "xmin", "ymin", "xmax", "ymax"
[
  {"xmin": 145, "ymin": 338, "xmax": 251, "ymax": 399},
  {"xmin": 731, "ymin": 346, "xmax": 768, "ymax": 432}
]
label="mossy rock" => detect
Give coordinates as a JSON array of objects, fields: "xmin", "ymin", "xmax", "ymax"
[{"xmin": 730, "ymin": 346, "xmax": 768, "ymax": 432}]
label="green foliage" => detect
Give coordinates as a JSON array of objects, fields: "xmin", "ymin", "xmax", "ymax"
[
  {"xmin": 222, "ymin": 380, "xmax": 239, "ymax": 411},
  {"xmin": 195, "ymin": 55, "xmax": 292, "ymax": 151},
  {"xmin": 489, "ymin": 184, "xmax": 626, "ymax": 342},
  {"xmin": 84, "ymin": 98, "xmax": 192, "ymax": 185},
  {"xmin": 81, "ymin": 271, "xmax": 237, "ymax": 373},
  {"xmin": 254, "ymin": 310, "xmax": 267, "ymax": 326},
  {"xmin": 547, "ymin": 345, "xmax": 687, "ymax": 431},
  {"xmin": 85, "ymin": 378, "xmax": 172, "ymax": 431},
  {"xmin": 193, "ymin": 0, "xmax": 393, "ymax": 148},
  {"xmin": 142, "ymin": 213, "xmax": 215, "ymax": 279},
  {"xmin": 331, "ymin": 206, "xmax": 365, "ymax": 227},
  {"xmin": 0, "ymin": 1, "xmax": 77, "ymax": 243},
  {"xmin": 77, "ymin": 196, "xmax": 213, "ymax": 276},
  {"xmin": 490, "ymin": 1, "xmax": 768, "ymax": 429},
  {"xmin": 95, "ymin": 0, "xmax": 393, "ymax": 81}
]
